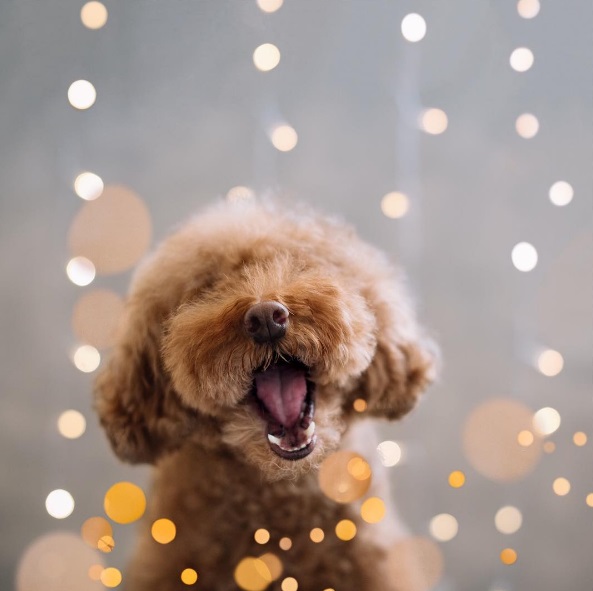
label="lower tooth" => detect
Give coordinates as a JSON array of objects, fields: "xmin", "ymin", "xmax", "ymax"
[
  {"xmin": 267, "ymin": 434, "xmax": 282, "ymax": 446},
  {"xmin": 303, "ymin": 421, "xmax": 316, "ymax": 438}
]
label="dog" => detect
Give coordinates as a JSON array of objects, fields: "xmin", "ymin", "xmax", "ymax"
[{"xmin": 95, "ymin": 198, "xmax": 437, "ymax": 590}]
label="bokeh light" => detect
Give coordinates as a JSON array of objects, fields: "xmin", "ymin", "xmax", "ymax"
[
  {"xmin": 151, "ymin": 518, "xmax": 176, "ymax": 544},
  {"xmin": 387, "ymin": 537, "xmax": 444, "ymax": 590},
  {"xmin": 81, "ymin": 516, "xmax": 113, "ymax": 548},
  {"xmin": 515, "ymin": 113, "xmax": 539, "ymax": 138},
  {"xmin": 88, "ymin": 564, "xmax": 103, "ymax": 581},
  {"xmin": 254, "ymin": 528, "xmax": 270, "ymax": 544},
  {"xmin": 72, "ymin": 345, "xmax": 101, "ymax": 373},
  {"xmin": 429, "ymin": 513, "xmax": 458, "ymax": 542},
  {"xmin": 66, "ymin": 256, "xmax": 96, "ymax": 286},
  {"xmin": 536, "ymin": 349, "xmax": 564, "ymax": 376},
  {"xmin": 278, "ymin": 537, "xmax": 292, "ymax": 551},
  {"xmin": 181, "ymin": 568, "xmax": 199, "ymax": 585},
  {"xmin": 259, "ymin": 553, "xmax": 283, "ymax": 580},
  {"xmin": 543, "ymin": 441, "xmax": 556, "ymax": 454},
  {"xmin": 103, "ymin": 482, "xmax": 146, "ymax": 524},
  {"xmin": 81, "ymin": 1, "xmax": 108, "ymax": 29},
  {"xmin": 45, "ymin": 489, "xmax": 75, "ymax": 519},
  {"xmin": 100, "ymin": 567, "xmax": 122, "ymax": 587},
  {"xmin": 553, "ymin": 477, "xmax": 571, "ymax": 496},
  {"xmin": 511, "ymin": 242, "xmax": 538, "ymax": 271},
  {"xmin": 227, "ymin": 185, "xmax": 255, "ymax": 202},
  {"xmin": 57, "ymin": 409, "xmax": 86, "ymax": 439},
  {"xmin": 68, "ymin": 80, "xmax": 96, "ymax": 110},
  {"xmin": 257, "ymin": 0, "xmax": 284, "ymax": 13},
  {"xmin": 361, "ymin": 497, "xmax": 386, "ymax": 524},
  {"xmin": 381, "ymin": 192, "xmax": 409, "ymax": 219},
  {"xmin": 347, "ymin": 456, "xmax": 372, "ymax": 481},
  {"xmin": 573, "ymin": 432, "xmax": 587, "ymax": 446},
  {"xmin": 419, "ymin": 108, "xmax": 448, "ymax": 134},
  {"xmin": 281, "ymin": 577, "xmax": 298, "ymax": 591},
  {"xmin": 310, "ymin": 527, "xmax": 325, "ymax": 543},
  {"xmin": 586, "ymin": 493, "xmax": 593, "ymax": 507},
  {"xmin": 335, "ymin": 519, "xmax": 357, "ymax": 541},
  {"xmin": 352, "ymin": 398, "xmax": 367, "ymax": 412},
  {"xmin": 448, "ymin": 470, "xmax": 466, "ymax": 488},
  {"xmin": 253, "ymin": 43, "xmax": 281, "ymax": 71},
  {"xmin": 270, "ymin": 124, "xmax": 298, "ymax": 151},
  {"xmin": 401, "ymin": 13, "xmax": 426, "ymax": 42},
  {"xmin": 509, "ymin": 47, "xmax": 534, "ymax": 72},
  {"xmin": 97, "ymin": 536, "xmax": 115, "ymax": 553},
  {"xmin": 234, "ymin": 557, "xmax": 272, "ymax": 591},
  {"xmin": 74, "ymin": 172, "xmax": 104, "ymax": 200},
  {"xmin": 68, "ymin": 184, "xmax": 152, "ymax": 274},
  {"xmin": 72, "ymin": 289, "xmax": 124, "ymax": 349},
  {"xmin": 532, "ymin": 407, "xmax": 561, "ymax": 436},
  {"xmin": 377, "ymin": 440, "xmax": 402, "ymax": 467},
  {"xmin": 517, "ymin": 430, "xmax": 535, "ymax": 447},
  {"xmin": 463, "ymin": 398, "xmax": 542, "ymax": 481},
  {"xmin": 319, "ymin": 450, "xmax": 372, "ymax": 503},
  {"xmin": 495, "ymin": 506, "xmax": 523, "ymax": 534},
  {"xmin": 500, "ymin": 548, "xmax": 518, "ymax": 565},
  {"xmin": 517, "ymin": 0, "xmax": 540, "ymax": 19},
  {"xmin": 549, "ymin": 181, "xmax": 574, "ymax": 206}
]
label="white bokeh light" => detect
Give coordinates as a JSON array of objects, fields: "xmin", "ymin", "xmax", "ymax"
[
  {"xmin": 68, "ymin": 80, "xmax": 96, "ymax": 110},
  {"xmin": 517, "ymin": 0, "xmax": 540, "ymax": 19},
  {"xmin": 73, "ymin": 345, "xmax": 101, "ymax": 373},
  {"xmin": 57, "ymin": 410, "xmax": 87, "ymax": 439},
  {"xmin": 495, "ymin": 506, "xmax": 523, "ymax": 534},
  {"xmin": 510, "ymin": 47, "xmax": 534, "ymax": 72},
  {"xmin": 257, "ymin": 0, "xmax": 283, "ymax": 13},
  {"xmin": 537, "ymin": 349, "xmax": 564, "ymax": 377},
  {"xmin": 46, "ymin": 489, "xmax": 75, "ymax": 519},
  {"xmin": 66, "ymin": 256, "xmax": 96, "ymax": 286},
  {"xmin": 511, "ymin": 242, "xmax": 538, "ymax": 271},
  {"xmin": 270, "ymin": 124, "xmax": 298, "ymax": 151},
  {"xmin": 401, "ymin": 13, "xmax": 426, "ymax": 42},
  {"xmin": 377, "ymin": 441, "xmax": 402, "ymax": 467},
  {"xmin": 74, "ymin": 172, "xmax": 104, "ymax": 200},
  {"xmin": 419, "ymin": 108, "xmax": 448, "ymax": 135},
  {"xmin": 533, "ymin": 407, "xmax": 561, "ymax": 436},
  {"xmin": 429, "ymin": 513, "xmax": 458, "ymax": 542},
  {"xmin": 381, "ymin": 192, "xmax": 410, "ymax": 219},
  {"xmin": 549, "ymin": 181, "xmax": 574, "ymax": 206},
  {"xmin": 253, "ymin": 43, "xmax": 281, "ymax": 71},
  {"xmin": 515, "ymin": 113, "xmax": 539, "ymax": 138}
]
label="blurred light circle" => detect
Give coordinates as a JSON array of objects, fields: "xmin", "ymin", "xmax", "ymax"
[
  {"xmin": 72, "ymin": 289, "xmax": 124, "ymax": 349},
  {"xmin": 586, "ymin": 493, "xmax": 593, "ymax": 507},
  {"xmin": 543, "ymin": 441, "xmax": 556, "ymax": 454},
  {"xmin": 515, "ymin": 113, "xmax": 539, "ymax": 138},
  {"xmin": 151, "ymin": 519, "xmax": 176, "ymax": 544},
  {"xmin": 281, "ymin": 577, "xmax": 298, "ymax": 591},
  {"xmin": 97, "ymin": 535, "xmax": 115, "ymax": 553},
  {"xmin": 57, "ymin": 409, "xmax": 86, "ymax": 439},
  {"xmin": 387, "ymin": 537, "xmax": 444, "ymax": 590},
  {"xmin": 234, "ymin": 557, "xmax": 272, "ymax": 590},
  {"xmin": 227, "ymin": 185, "xmax": 255, "ymax": 202},
  {"xmin": 419, "ymin": 108, "xmax": 448, "ymax": 135},
  {"xmin": 74, "ymin": 172, "xmax": 104, "ymax": 200},
  {"xmin": 352, "ymin": 398, "xmax": 367, "ymax": 412},
  {"xmin": 381, "ymin": 192, "xmax": 409, "ymax": 219},
  {"xmin": 347, "ymin": 456, "xmax": 372, "ymax": 481},
  {"xmin": 46, "ymin": 489, "xmax": 75, "ymax": 519},
  {"xmin": 88, "ymin": 564, "xmax": 103, "ymax": 581},
  {"xmin": 511, "ymin": 242, "xmax": 538, "ymax": 271},
  {"xmin": 500, "ymin": 548, "xmax": 517, "ymax": 565},
  {"xmin": 278, "ymin": 537, "xmax": 292, "ymax": 551},
  {"xmin": 517, "ymin": 430, "xmax": 535, "ymax": 447},
  {"xmin": 549, "ymin": 181, "xmax": 574, "ymax": 206},
  {"xmin": 81, "ymin": 1, "xmax": 108, "ymax": 29},
  {"xmin": 536, "ymin": 349, "xmax": 564, "ymax": 376},
  {"xmin": 429, "ymin": 513, "xmax": 458, "ymax": 542},
  {"xmin": 309, "ymin": 527, "xmax": 325, "ymax": 543},
  {"xmin": 509, "ymin": 47, "xmax": 534, "ymax": 72},
  {"xmin": 259, "ymin": 553, "xmax": 282, "ymax": 580},
  {"xmin": 68, "ymin": 80, "xmax": 96, "ymax": 110},
  {"xmin": 254, "ymin": 528, "xmax": 270, "ymax": 544},
  {"xmin": 270, "ymin": 125, "xmax": 298, "ymax": 151},
  {"xmin": 495, "ymin": 506, "xmax": 523, "ymax": 534},
  {"xmin": 552, "ymin": 477, "xmax": 570, "ymax": 496},
  {"xmin": 319, "ymin": 451, "xmax": 372, "ymax": 503},
  {"xmin": 532, "ymin": 407, "xmax": 561, "ymax": 436},
  {"xmin": 104, "ymin": 482, "xmax": 146, "ymax": 524},
  {"xmin": 573, "ymin": 432, "xmax": 587, "ymax": 446},
  {"xmin": 463, "ymin": 398, "xmax": 542, "ymax": 481},
  {"xmin": 16, "ymin": 531, "xmax": 103, "ymax": 591},
  {"xmin": 81, "ymin": 516, "xmax": 113, "ymax": 548},
  {"xmin": 253, "ymin": 43, "xmax": 281, "ymax": 71},
  {"xmin": 181, "ymin": 568, "xmax": 199, "ymax": 585},
  {"xmin": 377, "ymin": 440, "xmax": 402, "ymax": 467},
  {"xmin": 100, "ymin": 567, "xmax": 122, "ymax": 587},
  {"xmin": 401, "ymin": 13, "xmax": 426, "ymax": 42},
  {"xmin": 517, "ymin": 0, "xmax": 540, "ymax": 19},
  {"xmin": 66, "ymin": 256, "xmax": 96, "ymax": 286},
  {"xmin": 361, "ymin": 497, "xmax": 386, "ymax": 524},
  {"xmin": 448, "ymin": 470, "xmax": 466, "ymax": 488},
  {"xmin": 68, "ymin": 184, "xmax": 152, "ymax": 274},
  {"xmin": 73, "ymin": 345, "xmax": 101, "ymax": 373},
  {"xmin": 257, "ymin": 0, "xmax": 283, "ymax": 13},
  {"xmin": 335, "ymin": 519, "xmax": 357, "ymax": 541}
]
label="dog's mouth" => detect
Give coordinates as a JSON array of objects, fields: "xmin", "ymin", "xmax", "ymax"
[{"xmin": 251, "ymin": 358, "xmax": 316, "ymax": 460}]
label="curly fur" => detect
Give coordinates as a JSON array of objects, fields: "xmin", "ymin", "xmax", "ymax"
[{"xmin": 95, "ymin": 199, "xmax": 437, "ymax": 590}]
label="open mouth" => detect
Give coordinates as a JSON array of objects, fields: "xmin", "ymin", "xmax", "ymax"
[{"xmin": 251, "ymin": 358, "xmax": 316, "ymax": 460}]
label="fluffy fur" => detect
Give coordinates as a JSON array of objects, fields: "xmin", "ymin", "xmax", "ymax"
[{"xmin": 95, "ymin": 199, "xmax": 437, "ymax": 590}]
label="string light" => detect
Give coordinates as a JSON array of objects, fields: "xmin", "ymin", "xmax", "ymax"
[
  {"xmin": 281, "ymin": 577, "xmax": 298, "ymax": 591},
  {"xmin": 254, "ymin": 529, "xmax": 271, "ymax": 544},
  {"xmin": 151, "ymin": 519, "xmax": 176, "ymax": 544},
  {"xmin": 361, "ymin": 497, "xmax": 386, "ymax": 524},
  {"xmin": 532, "ymin": 407, "xmax": 561, "ymax": 436},
  {"xmin": 381, "ymin": 192, "xmax": 409, "ymax": 219},
  {"xmin": 536, "ymin": 349, "xmax": 564, "ymax": 376},
  {"xmin": 100, "ymin": 567, "xmax": 122, "ymax": 588},
  {"xmin": 66, "ymin": 256, "xmax": 96, "ymax": 286},
  {"xmin": 553, "ymin": 477, "xmax": 571, "ymax": 496},
  {"xmin": 549, "ymin": 181, "xmax": 574, "ymax": 206},
  {"xmin": 310, "ymin": 528, "xmax": 324, "ymax": 543},
  {"xmin": 73, "ymin": 345, "xmax": 101, "ymax": 373},
  {"xmin": 429, "ymin": 514, "xmax": 458, "ymax": 542},
  {"xmin": 509, "ymin": 47, "xmax": 534, "ymax": 72},
  {"xmin": 270, "ymin": 124, "xmax": 298, "ymax": 151},
  {"xmin": 68, "ymin": 80, "xmax": 96, "ymax": 110},
  {"xmin": 257, "ymin": 0, "xmax": 283, "ymax": 13},
  {"xmin": 401, "ymin": 13, "xmax": 426, "ymax": 42},
  {"xmin": 278, "ymin": 537, "xmax": 292, "ymax": 551},
  {"xmin": 57, "ymin": 409, "xmax": 86, "ymax": 439},
  {"xmin": 515, "ymin": 113, "xmax": 539, "ymax": 138},
  {"xmin": 419, "ymin": 108, "xmax": 448, "ymax": 135},
  {"xmin": 80, "ymin": 2, "xmax": 108, "ymax": 29},
  {"xmin": 448, "ymin": 471, "xmax": 466, "ymax": 488},
  {"xmin": 45, "ymin": 489, "xmax": 75, "ymax": 519},
  {"xmin": 181, "ymin": 569, "xmax": 198, "ymax": 585},
  {"xmin": 74, "ymin": 172, "xmax": 104, "ymax": 200},
  {"xmin": 511, "ymin": 242, "xmax": 538, "ymax": 271},
  {"xmin": 335, "ymin": 519, "xmax": 357, "ymax": 541},
  {"xmin": 500, "ymin": 548, "xmax": 518, "ymax": 565},
  {"xmin": 573, "ymin": 432, "xmax": 587, "ymax": 446},
  {"xmin": 377, "ymin": 440, "xmax": 402, "ymax": 467},
  {"xmin": 253, "ymin": 43, "xmax": 281, "ymax": 72},
  {"xmin": 517, "ymin": 0, "xmax": 540, "ymax": 19},
  {"xmin": 103, "ymin": 482, "xmax": 146, "ymax": 524},
  {"xmin": 495, "ymin": 506, "xmax": 523, "ymax": 534}
]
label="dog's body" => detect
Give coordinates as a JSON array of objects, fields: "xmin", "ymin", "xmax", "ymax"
[{"xmin": 95, "ymin": 199, "xmax": 436, "ymax": 590}]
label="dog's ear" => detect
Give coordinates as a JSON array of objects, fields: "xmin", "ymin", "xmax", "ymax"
[
  {"xmin": 356, "ymin": 277, "xmax": 438, "ymax": 420},
  {"xmin": 94, "ymin": 284, "xmax": 198, "ymax": 464}
]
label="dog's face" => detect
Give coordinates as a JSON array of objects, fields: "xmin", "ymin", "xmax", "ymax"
[{"xmin": 95, "ymin": 201, "xmax": 436, "ymax": 480}]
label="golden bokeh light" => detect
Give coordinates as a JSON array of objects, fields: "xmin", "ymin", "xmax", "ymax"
[
  {"xmin": 72, "ymin": 289, "xmax": 124, "ymax": 349},
  {"xmin": 500, "ymin": 548, "xmax": 517, "ymax": 565},
  {"xmin": 511, "ymin": 242, "xmax": 538, "ymax": 272},
  {"xmin": 381, "ymin": 192, "xmax": 410, "ymax": 219},
  {"xmin": 81, "ymin": 1, "xmax": 108, "ymax": 29},
  {"xmin": 259, "ymin": 553, "xmax": 283, "ymax": 580},
  {"xmin": 278, "ymin": 537, "xmax": 292, "ymax": 551},
  {"xmin": 532, "ymin": 407, "xmax": 561, "ymax": 436},
  {"xmin": 81, "ymin": 516, "xmax": 113, "ymax": 548},
  {"xmin": 352, "ymin": 398, "xmax": 367, "ymax": 412},
  {"xmin": 495, "ymin": 506, "xmax": 523, "ymax": 534},
  {"xmin": 66, "ymin": 256, "xmax": 96, "ymax": 286},
  {"xmin": 377, "ymin": 440, "xmax": 402, "ymax": 467},
  {"xmin": 254, "ymin": 528, "xmax": 270, "ymax": 544},
  {"xmin": 536, "ymin": 349, "xmax": 564, "ymax": 376},
  {"xmin": 253, "ymin": 43, "xmax": 281, "ymax": 72},
  {"xmin": 319, "ymin": 450, "xmax": 372, "ymax": 503},
  {"xmin": 515, "ymin": 113, "xmax": 539, "ymax": 139},
  {"xmin": 68, "ymin": 80, "xmax": 96, "ymax": 110},
  {"xmin": 549, "ymin": 181, "xmax": 574, "ymax": 206},
  {"xmin": 151, "ymin": 518, "xmax": 176, "ymax": 544},
  {"xmin": 72, "ymin": 344, "xmax": 101, "ymax": 373},
  {"xmin": 387, "ymin": 537, "xmax": 444, "ymax": 591},
  {"xmin": 573, "ymin": 432, "xmax": 587, "ymax": 446},
  {"xmin": 57, "ymin": 409, "xmax": 86, "ymax": 439},
  {"xmin": 97, "ymin": 535, "xmax": 115, "ymax": 553},
  {"xmin": 553, "ymin": 477, "xmax": 571, "ymax": 496},
  {"xmin": 257, "ymin": 0, "xmax": 283, "ymax": 12},
  {"xmin": 401, "ymin": 13, "xmax": 426, "ymax": 42},
  {"xmin": 227, "ymin": 185, "xmax": 256, "ymax": 202},
  {"xmin": 543, "ymin": 441, "xmax": 556, "ymax": 454},
  {"xmin": 68, "ymin": 184, "xmax": 152, "ymax": 275},
  {"xmin": 463, "ymin": 398, "xmax": 542, "ymax": 482},
  {"xmin": 74, "ymin": 172, "xmax": 104, "ymax": 200},
  {"xmin": 510, "ymin": 47, "xmax": 534, "ymax": 72},
  {"xmin": 100, "ymin": 567, "xmax": 122, "ymax": 587},
  {"xmin": 270, "ymin": 124, "xmax": 298, "ymax": 152},
  {"xmin": 361, "ymin": 497, "xmax": 386, "ymax": 524},
  {"xmin": 281, "ymin": 577, "xmax": 298, "ymax": 591},
  {"xmin": 335, "ymin": 519, "xmax": 357, "ymax": 541},
  {"xmin": 104, "ymin": 482, "xmax": 146, "ymax": 524},
  {"xmin": 88, "ymin": 564, "xmax": 103, "ymax": 581},
  {"xmin": 181, "ymin": 568, "xmax": 199, "ymax": 585},
  {"xmin": 45, "ymin": 489, "xmax": 75, "ymax": 519},
  {"xmin": 419, "ymin": 108, "xmax": 448, "ymax": 135},
  {"xmin": 586, "ymin": 493, "xmax": 593, "ymax": 507},
  {"xmin": 310, "ymin": 527, "xmax": 325, "ymax": 543},
  {"xmin": 517, "ymin": 0, "xmax": 540, "ymax": 19},
  {"xmin": 448, "ymin": 470, "xmax": 465, "ymax": 488},
  {"xmin": 234, "ymin": 557, "xmax": 272, "ymax": 591},
  {"xmin": 517, "ymin": 430, "xmax": 534, "ymax": 447},
  {"xmin": 429, "ymin": 513, "xmax": 458, "ymax": 542}
]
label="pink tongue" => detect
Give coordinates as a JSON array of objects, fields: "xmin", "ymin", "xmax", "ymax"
[{"xmin": 254, "ymin": 366, "xmax": 307, "ymax": 428}]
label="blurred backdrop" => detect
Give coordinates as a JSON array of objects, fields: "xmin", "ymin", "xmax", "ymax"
[{"xmin": 1, "ymin": 1, "xmax": 592, "ymax": 590}]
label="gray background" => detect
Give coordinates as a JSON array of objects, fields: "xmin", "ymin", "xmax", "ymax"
[{"xmin": 1, "ymin": 1, "xmax": 592, "ymax": 590}]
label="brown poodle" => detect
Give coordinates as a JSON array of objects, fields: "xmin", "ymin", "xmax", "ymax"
[{"xmin": 95, "ymin": 199, "xmax": 436, "ymax": 590}]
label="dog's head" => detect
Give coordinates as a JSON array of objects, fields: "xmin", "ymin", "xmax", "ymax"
[{"xmin": 95, "ymin": 200, "xmax": 436, "ymax": 480}]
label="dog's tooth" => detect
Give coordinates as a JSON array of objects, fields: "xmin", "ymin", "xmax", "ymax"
[
  {"xmin": 267, "ymin": 433, "xmax": 282, "ymax": 446},
  {"xmin": 303, "ymin": 421, "xmax": 316, "ymax": 439}
]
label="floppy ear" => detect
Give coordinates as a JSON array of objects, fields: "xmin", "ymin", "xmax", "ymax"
[
  {"xmin": 356, "ymin": 277, "xmax": 438, "ymax": 420},
  {"xmin": 94, "ymin": 287, "xmax": 198, "ymax": 464}
]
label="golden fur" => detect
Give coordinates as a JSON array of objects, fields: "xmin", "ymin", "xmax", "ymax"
[{"xmin": 95, "ymin": 199, "xmax": 437, "ymax": 590}]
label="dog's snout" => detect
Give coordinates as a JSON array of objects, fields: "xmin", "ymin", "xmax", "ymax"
[{"xmin": 244, "ymin": 301, "xmax": 289, "ymax": 343}]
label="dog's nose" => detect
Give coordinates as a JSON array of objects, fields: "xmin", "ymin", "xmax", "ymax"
[{"xmin": 244, "ymin": 301, "xmax": 289, "ymax": 344}]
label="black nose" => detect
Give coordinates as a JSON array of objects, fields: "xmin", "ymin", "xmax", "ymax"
[{"xmin": 244, "ymin": 301, "xmax": 289, "ymax": 343}]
